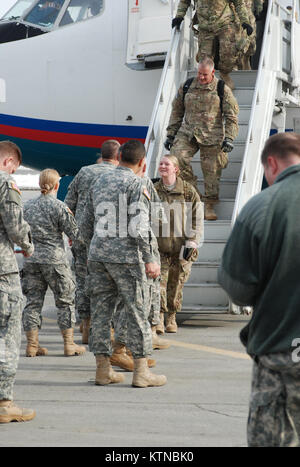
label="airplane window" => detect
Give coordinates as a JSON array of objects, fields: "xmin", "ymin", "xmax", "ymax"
[
  {"xmin": 24, "ymin": 0, "xmax": 66, "ymax": 28},
  {"xmin": 2, "ymin": 0, "xmax": 37, "ymax": 20},
  {"xmin": 59, "ymin": 0, "xmax": 104, "ymax": 27}
]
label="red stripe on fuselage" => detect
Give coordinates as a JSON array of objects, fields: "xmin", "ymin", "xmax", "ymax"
[{"xmin": 0, "ymin": 125, "xmax": 145, "ymax": 147}]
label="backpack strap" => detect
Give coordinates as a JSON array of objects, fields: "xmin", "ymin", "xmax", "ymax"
[
  {"xmin": 182, "ymin": 78, "xmax": 194, "ymax": 102},
  {"xmin": 217, "ymin": 79, "xmax": 225, "ymax": 115}
]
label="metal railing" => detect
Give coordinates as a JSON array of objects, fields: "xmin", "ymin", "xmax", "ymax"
[
  {"xmin": 145, "ymin": 3, "xmax": 195, "ymax": 177},
  {"xmin": 231, "ymin": 0, "xmax": 295, "ymax": 226}
]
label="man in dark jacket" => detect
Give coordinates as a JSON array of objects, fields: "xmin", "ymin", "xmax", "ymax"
[{"xmin": 218, "ymin": 132, "xmax": 300, "ymax": 447}]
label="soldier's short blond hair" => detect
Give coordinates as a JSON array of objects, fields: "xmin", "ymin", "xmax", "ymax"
[
  {"xmin": 163, "ymin": 154, "xmax": 181, "ymax": 177},
  {"xmin": 39, "ymin": 169, "xmax": 60, "ymax": 195}
]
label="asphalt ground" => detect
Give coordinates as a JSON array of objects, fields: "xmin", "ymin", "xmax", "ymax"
[{"xmin": 0, "ymin": 189, "xmax": 253, "ymax": 448}]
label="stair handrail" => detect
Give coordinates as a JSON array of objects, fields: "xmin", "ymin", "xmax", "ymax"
[
  {"xmin": 231, "ymin": 0, "xmax": 291, "ymax": 227},
  {"xmin": 145, "ymin": 3, "xmax": 194, "ymax": 177}
]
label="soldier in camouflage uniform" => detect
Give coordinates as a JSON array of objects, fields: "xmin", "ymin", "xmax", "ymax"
[
  {"xmin": 172, "ymin": 0, "xmax": 253, "ymax": 89},
  {"xmin": 22, "ymin": 169, "xmax": 86, "ymax": 358},
  {"xmin": 65, "ymin": 140, "xmax": 120, "ymax": 344},
  {"xmin": 0, "ymin": 141, "xmax": 36, "ymax": 424},
  {"xmin": 81, "ymin": 140, "xmax": 167, "ymax": 388},
  {"xmin": 154, "ymin": 155, "xmax": 203, "ymax": 333},
  {"xmin": 165, "ymin": 56, "xmax": 239, "ymax": 221},
  {"xmin": 111, "ymin": 174, "xmax": 170, "ymax": 372}
]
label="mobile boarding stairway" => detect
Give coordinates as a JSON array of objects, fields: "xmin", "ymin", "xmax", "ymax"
[{"xmin": 141, "ymin": 0, "xmax": 300, "ymax": 318}]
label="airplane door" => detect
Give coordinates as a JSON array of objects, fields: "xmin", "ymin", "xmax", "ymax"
[{"xmin": 126, "ymin": 0, "xmax": 176, "ymax": 68}]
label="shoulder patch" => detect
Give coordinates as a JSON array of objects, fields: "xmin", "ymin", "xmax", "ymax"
[
  {"xmin": 66, "ymin": 207, "xmax": 74, "ymax": 216},
  {"xmin": 7, "ymin": 180, "xmax": 21, "ymax": 205},
  {"xmin": 143, "ymin": 188, "xmax": 151, "ymax": 201},
  {"xmin": 10, "ymin": 181, "xmax": 21, "ymax": 195}
]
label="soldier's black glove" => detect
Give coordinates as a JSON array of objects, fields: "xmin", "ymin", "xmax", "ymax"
[
  {"xmin": 242, "ymin": 23, "xmax": 253, "ymax": 36},
  {"xmin": 172, "ymin": 17, "xmax": 184, "ymax": 30},
  {"xmin": 164, "ymin": 136, "xmax": 175, "ymax": 151},
  {"xmin": 221, "ymin": 138, "xmax": 234, "ymax": 153}
]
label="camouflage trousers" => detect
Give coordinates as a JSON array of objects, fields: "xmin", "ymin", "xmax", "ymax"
[
  {"xmin": 113, "ymin": 277, "xmax": 161, "ymax": 345},
  {"xmin": 71, "ymin": 242, "xmax": 90, "ymax": 320},
  {"xmin": 237, "ymin": 18, "xmax": 257, "ymax": 67},
  {"xmin": 160, "ymin": 254, "xmax": 194, "ymax": 315},
  {"xmin": 170, "ymin": 135, "xmax": 227, "ymax": 203},
  {"xmin": 248, "ymin": 352, "xmax": 300, "ymax": 447},
  {"xmin": 22, "ymin": 263, "xmax": 76, "ymax": 331},
  {"xmin": 0, "ymin": 273, "xmax": 23, "ymax": 401},
  {"xmin": 197, "ymin": 23, "xmax": 244, "ymax": 73},
  {"xmin": 86, "ymin": 261, "xmax": 153, "ymax": 359}
]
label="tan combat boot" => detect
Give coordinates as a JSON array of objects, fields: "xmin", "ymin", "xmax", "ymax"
[
  {"xmin": 204, "ymin": 203, "xmax": 218, "ymax": 221},
  {"xmin": 26, "ymin": 329, "xmax": 48, "ymax": 357},
  {"xmin": 110, "ymin": 342, "xmax": 134, "ymax": 371},
  {"xmin": 166, "ymin": 312, "xmax": 178, "ymax": 333},
  {"xmin": 132, "ymin": 358, "xmax": 167, "ymax": 388},
  {"xmin": 61, "ymin": 328, "xmax": 86, "ymax": 356},
  {"xmin": 81, "ymin": 317, "xmax": 90, "ymax": 345},
  {"xmin": 95, "ymin": 355, "xmax": 125, "ymax": 385},
  {"xmin": 126, "ymin": 349, "xmax": 156, "ymax": 368},
  {"xmin": 219, "ymin": 72, "xmax": 235, "ymax": 90},
  {"xmin": 0, "ymin": 400, "xmax": 36, "ymax": 424},
  {"xmin": 152, "ymin": 326, "xmax": 171, "ymax": 350},
  {"xmin": 156, "ymin": 312, "xmax": 165, "ymax": 335}
]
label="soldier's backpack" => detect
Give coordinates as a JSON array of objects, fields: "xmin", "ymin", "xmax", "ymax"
[{"xmin": 182, "ymin": 78, "xmax": 225, "ymax": 114}]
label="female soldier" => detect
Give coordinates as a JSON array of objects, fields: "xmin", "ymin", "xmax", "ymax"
[
  {"xmin": 22, "ymin": 169, "xmax": 86, "ymax": 357},
  {"xmin": 154, "ymin": 155, "xmax": 204, "ymax": 334}
]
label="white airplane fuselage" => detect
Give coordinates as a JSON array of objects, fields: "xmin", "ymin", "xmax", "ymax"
[{"xmin": 0, "ymin": 0, "xmax": 164, "ymax": 175}]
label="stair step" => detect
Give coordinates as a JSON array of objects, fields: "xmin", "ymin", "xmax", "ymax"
[
  {"xmin": 236, "ymin": 123, "xmax": 249, "ymax": 142},
  {"xmin": 213, "ymin": 199, "xmax": 234, "ymax": 220},
  {"xmin": 204, "ymin": 220, "xmax": 231, "ymax": 240},
  {"xmin": 233, "ymin": 88, "xmax": 254, "ymax": 106},
  {"xmin": 238, "ymin": 105, "xmax": 251, "ymax": 124},
  {"xmin": 199, "ymin": 240, "xmax": 226, "ymax": 262},
  {"xmin": 198, "ymin": 179, "xmax": 237, "ymax": 198},
  {"xmin": 183, "ymin": 283, "xmax": 229, "ymax": 307},
  {"xmin": 187, "ymin": 261, "xmax": 220, "ymax": 283}
]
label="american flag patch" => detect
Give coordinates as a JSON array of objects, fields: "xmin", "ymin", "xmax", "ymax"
[{"xmin": 143, "ymin": 188, "xmax": 151, "ymax": 201}]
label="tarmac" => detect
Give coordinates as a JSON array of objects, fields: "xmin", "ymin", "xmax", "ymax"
[{"xmin": 0, "ymin": 188, "xmax": 253, "ymax": 448}]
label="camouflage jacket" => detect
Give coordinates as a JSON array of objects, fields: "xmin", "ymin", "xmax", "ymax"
[
  {"xmin": 65, "ymin": 162, "xmax": 116, "ymax": 225},
  {"xmin": 167, "ymin": 76, "xmax": 239, "ymax": 145},
  {"xmin": 80, "ymin": 166, "xmax": 155, "ymax": 264},
  {"xmin": 176, "ymin": 0, "xmax": 249, "ymax": 32},
  {"xmin": 23, "ymin": 194, "xmax": 81, "ymax": 264},
  {"xmin": 154, "ymin": 177, "xmax": 204, "ymax": 255},
  {"xmin": 0, "ymin": 171, "xmax": 33, "ymax": 275},
  {"xmin": 142, "ymin": 176, "xmax": 165, "ymax": 264}
]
